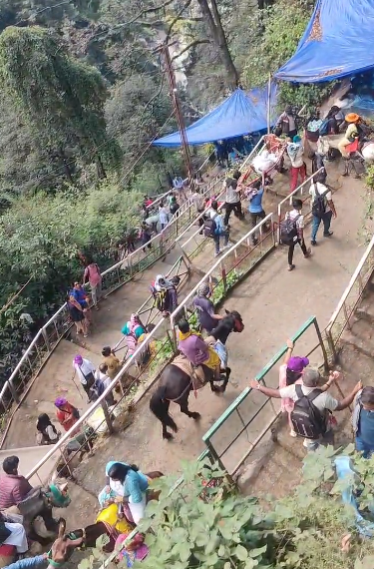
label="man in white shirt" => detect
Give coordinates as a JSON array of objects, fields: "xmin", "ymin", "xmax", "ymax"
[
  {"xmin": 250, "ymin": 369, "xmax": 363, "ymax": 451},
  {"xmin": 223, "ymin": 173, "xmax": 243, "ymax": 226},
  {"xmin": 284, "ymin": 198, "xmax": 311, "ymax": 271},
  {"xmin": 309, "ymin": 180, "xmax": 337, "ymax": 246},
  {"xmin": 73, "ymin": 354, "xmax": 96, "ymax": 402}
]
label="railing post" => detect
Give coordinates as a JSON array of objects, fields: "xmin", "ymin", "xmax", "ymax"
[
  {"xmin": 221, "ymin": 262, "xmax": 227, "ymax": 294},
  {"xmin": 42, "ymin": 326, "xmax": 51, "ymax": 352},
  {"xmin": 313, "ymin": 318, "xmax": 329, "ymax": 371},
  {"xmin": 325, "ymin": 329, "xmax": 337, "ymax": 365},
  {"xmin": 7, "ymin": 380, "xmax": 20, "ymax": 404},
  {"xmin": 101, "ymin": 400, "xmax": 114, "ymax": 434}
]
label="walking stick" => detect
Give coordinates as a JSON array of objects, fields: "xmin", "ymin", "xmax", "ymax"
[{"xmin": 71, "ymin": 370, "xmax": 84, "ymax": 400}]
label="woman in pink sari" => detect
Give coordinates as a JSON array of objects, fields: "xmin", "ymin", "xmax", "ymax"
[{"xmin": 278, "ymin": 339, "xmax": 309, "ymax": 437}]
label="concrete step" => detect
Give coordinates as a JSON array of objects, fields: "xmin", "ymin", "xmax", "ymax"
[{"xmin": 355, "ymin": 294, "xmax": 374, "ymax": 324}]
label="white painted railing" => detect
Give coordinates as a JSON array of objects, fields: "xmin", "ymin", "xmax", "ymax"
[{"xmin": 25, "ymin": 212, "xmax": 277, "ymax": 484}]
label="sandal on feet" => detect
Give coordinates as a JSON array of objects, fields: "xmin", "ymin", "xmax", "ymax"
[
  {"xmin": 304, "ymin": 248, "xmax": 312, "ymax": 258},
  {"xmin": 288, "ymin": 264, "xmax": 295, "ymax": 271}
]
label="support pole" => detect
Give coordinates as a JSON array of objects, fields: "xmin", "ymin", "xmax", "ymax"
[
  {"xmin": 162, "ymin": 42, "xmax": 194, "ymax": 186},
  {"xmin": 267, "ymin": 73, "xmax": 271, "ymax": 135}
]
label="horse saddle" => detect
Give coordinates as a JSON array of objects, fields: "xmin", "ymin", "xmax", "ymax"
[{"xmin": 172, "ymin": 355, "xmax": 208, "ymax": 390}]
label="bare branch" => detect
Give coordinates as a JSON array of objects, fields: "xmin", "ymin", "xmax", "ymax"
[
  {"xmin": 0, "ymin": 277, "xmax": 33, "ymax": 316},
  {"xmin": 165, "ymin": 0, "xmax": 193, "ymax": 41},
  {"xmin": 112, "ymin": 0, "xmax": 177, "ymax": 28},
  {"xmin": 171, "ymin": 39, "xmax": 210, "ymax": 61},
  {"xmin": 15, "ymin": 0, "xmax": 72, "ymax": 26}
]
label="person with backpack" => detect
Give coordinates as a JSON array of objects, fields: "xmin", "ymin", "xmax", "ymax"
[
  {"xmin": 83, "ymin": 257, "xmax": 102, "ymax": 309},
  {"xmin": 250, "ymin": 369, "xmax": 363, "ymax": 451},
  {"xmin": 275, "ymin": 105, "xmax": 297, "ymax": 139},
  {"xmin": 309, "ymin": 178, "xmax": 336, "ymax": 246},
  {"xmin": 280, "ymin": 198, "xmax": 311, "ymax": 271},
  {"xmin": 352, "ymin": 386, "xmax": 374, "ymax": 458},
  {"xmin": 204, "ymin": 200, "xmax": 229, "ymax": 257},
  {"xmin": 286, "ymin": 135, "xmax": 306, "ymax": 192}
]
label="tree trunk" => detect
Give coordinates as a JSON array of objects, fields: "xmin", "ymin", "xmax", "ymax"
[
  {"xmin": 196, "ymin": 0, "xmax": 239, "ymax": 89},
  {"xmin": 96, "ymin": 154, "xmax": 107, "ymax": 179},
  {"xmin": 59, "ymin": 149, "xmax": 74, "ymax": 184}
]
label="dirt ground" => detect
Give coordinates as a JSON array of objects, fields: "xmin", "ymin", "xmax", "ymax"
[{"xmin": 1, "ymin": 160, "xmax": 370, "ymax": 534}]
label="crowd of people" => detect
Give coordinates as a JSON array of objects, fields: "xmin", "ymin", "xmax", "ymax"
[{"xmin": 0, "ymin": 102, "xmax": 373, "ymax": 567}]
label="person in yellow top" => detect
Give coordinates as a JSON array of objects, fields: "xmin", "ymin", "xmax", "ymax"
[
  {"xmin": 177, "ymin": 320, "xmax": 221, "ymax": 380},
  {"xmin": 101, "ymin": 346, "xmax": 122, "ymax": 379},
  {"xmin": 338, "ymin": 113, "xmax": 361, "ymax": 158}
]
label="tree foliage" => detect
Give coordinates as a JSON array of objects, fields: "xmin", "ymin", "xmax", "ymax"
[
  {"xmin": 0, "ymin": 182, "xmax": 142, "ymax": 388},
  {"xmin": 79, "ymin": 448, "xmax": 373, "ymax": 569},
  {"xmin": 0, "ymin": 25, "xmax": 122, "ymax": 184},
  {"xmin": 241, "ymin": 0, "xmax": 335, "ymax": 113}
]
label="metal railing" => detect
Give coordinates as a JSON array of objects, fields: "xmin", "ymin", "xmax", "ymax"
[
  {"xmin": 201, "ymin": 316, "xmax": 328, "ymax": 476},
  {"xmin": 169, "ymin": 212, "xmax": 276, "ymax": 344},
  {"xmin": 24, "ymin": 214, "xmax": 277, "ymax": 483},
  {"xmin": 325, "ymin": 236, "xmax": 374, "ymax": 362},
  {"xmin": 0, "ymin": 169, "xmax": 229, "ymax": 416}
]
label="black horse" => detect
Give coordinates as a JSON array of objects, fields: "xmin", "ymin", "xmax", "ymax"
[{"xmin": 149, "ymin": 309, "xmax": 244, "ymax": 440}]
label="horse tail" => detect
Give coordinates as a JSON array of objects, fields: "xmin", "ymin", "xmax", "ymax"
[{"xmin": 149, "ymin": 386, "xmax": 178, "ymax": 433}]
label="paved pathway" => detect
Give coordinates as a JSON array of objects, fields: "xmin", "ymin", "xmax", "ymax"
[{"xmin": 2, "ymin": 164, "xmax": 369, "ymax": 511}]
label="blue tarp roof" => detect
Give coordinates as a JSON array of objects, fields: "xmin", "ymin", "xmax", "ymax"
[
  {"xmin": 275, "ymin": 0, "xmax": 374, "ymax": 83},
  {"xmin": 153, "ymin": 84, "xmax": 278, "ymax": 147}
]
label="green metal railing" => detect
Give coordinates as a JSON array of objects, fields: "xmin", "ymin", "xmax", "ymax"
[{"xmin": 202, "ymin": 316, "xmax": 328, "ymax": 476}]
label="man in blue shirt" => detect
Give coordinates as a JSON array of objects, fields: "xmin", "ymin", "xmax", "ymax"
[
  {"xmin": 247, "ymin": 180, "xmax": 266, "ymax": 245},
  {"xmin": 352, "ymin": 386, "xmax": 374, "ymax": 458}
]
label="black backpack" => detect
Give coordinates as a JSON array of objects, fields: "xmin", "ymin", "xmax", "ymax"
[
  {"xmin": 290, "ymin": 385, "xmax": 326, "ymax": 439},
  {"xmin": 311, "ymin": 183, "xmax": 330, "ymax": 219},
  {"xmin": 204, "ymin": 216, "xmax": 217, "ymax": 238},
  {"xmin": 279, "ymin": 214, "xmax": 300, "ymax": 245}
]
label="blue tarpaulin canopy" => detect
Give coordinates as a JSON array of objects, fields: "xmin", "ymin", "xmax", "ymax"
[
  {"xmin": 275, "ymin": 0, "xmax": 374, "ymax": 83},
  {"xmin": 153, "ymin": 84, "xmax": 278, "ymax": 147}
]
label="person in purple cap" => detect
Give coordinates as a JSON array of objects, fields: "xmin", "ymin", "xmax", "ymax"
[
  {"xmin": 55, "ymin": 398, "xmax": 80, "ymax": 434},
  {"xmin": 278, "ymin": 339, "xmax": 310, "ymax": 437}
]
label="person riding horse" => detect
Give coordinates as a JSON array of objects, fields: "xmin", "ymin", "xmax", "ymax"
[
  {"xmin": 151, "ymin": 275, "xmax": 180, "ymax": 316},
  {"xmin": 177, "ymin": 320, "xmax": 222, "ymax": 382}
]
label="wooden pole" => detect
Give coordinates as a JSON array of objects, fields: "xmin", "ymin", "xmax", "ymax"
[{"xmin": 267, "ymin": 73, "xmax": 271, "ymax": 134}]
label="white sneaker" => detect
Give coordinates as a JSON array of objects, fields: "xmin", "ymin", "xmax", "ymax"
[{"xmin": 215, "ymin": 250, "xmax": 221, "ymax": 257}]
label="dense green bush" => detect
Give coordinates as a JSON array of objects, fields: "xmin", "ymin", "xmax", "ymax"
[{"xmin": 0, "ymin": 182, "xmax": 142, "ymax": 387}]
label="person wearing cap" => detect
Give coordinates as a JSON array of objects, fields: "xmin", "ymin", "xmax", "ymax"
[
  {"xmin": 337, "ymin": 113, "xmax": 361, "ymax": 158},
  {"xmin": 250, "ymin": 369, "xmax": 363, "ymax": 451},
  {"xmin": 54, "ymin": 398, "xmax": 80, "ymax": 434},
  {"xmin": 278, "ymin": 339, "xmax": 309, "ymax": 437},
  {"xmin": 286, "ymin": 135, "xmax": 306, "ymax": 192},
  {"xmin": 193, "ymin": 282, "xmax": 223, "ymax": 334},
  {"xmin": 352, "ymin": 386, "xmax": 374, "ymax": 458},
  {"xmin": 73, "ymin": 354, "xmax": 96, "ymax": 401}
]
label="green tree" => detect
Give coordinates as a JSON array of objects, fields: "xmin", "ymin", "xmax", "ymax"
[
  {"xmin": 241, "ymin": 0, "xmax": 335, "ymax": 112},
  {"xmin": 78, "ymin": 449, "xmax": 374, "ymax": 569},
  {"xmin": 0, "ymin": 26, "xmax": 122, "ymax": 186}
]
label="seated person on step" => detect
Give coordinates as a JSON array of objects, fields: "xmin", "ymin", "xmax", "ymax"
[{"xmin": 177, "ymin": 320, "xmax": 221, "ymax": 381}]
